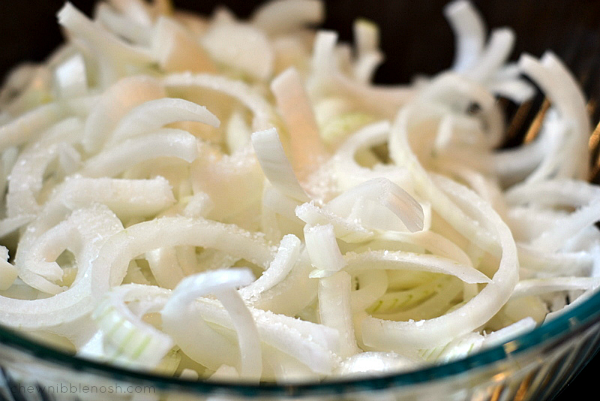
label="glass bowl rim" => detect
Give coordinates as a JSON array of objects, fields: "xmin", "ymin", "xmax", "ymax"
[{"xmin": 1, "ymin": 288, "xmax": 599, "ymax": 397}]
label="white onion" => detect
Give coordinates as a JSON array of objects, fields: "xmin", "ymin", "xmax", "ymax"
[{"xmin": 0, "ymin": 0, "xmax": 596, "ymax": 383}]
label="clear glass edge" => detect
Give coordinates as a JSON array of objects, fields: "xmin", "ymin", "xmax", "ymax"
[{"xmin": 0, "ymin": 290, "xmax": 599, "ymax": 397}]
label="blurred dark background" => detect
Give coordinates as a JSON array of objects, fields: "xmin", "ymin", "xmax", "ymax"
[
  {"xmin": 1, "ymin": 0, "xmax": 600, "ymax": 400},
  {"xmin": 3, "ymin": 0, "xmax": 600, "ymax": 84}
]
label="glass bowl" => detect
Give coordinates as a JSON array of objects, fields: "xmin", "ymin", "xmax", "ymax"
[{"xmin": 1, "ymin": 1, "xmax": 600, "ymax": 400}]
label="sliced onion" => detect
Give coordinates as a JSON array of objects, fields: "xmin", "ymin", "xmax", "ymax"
[
  {"xmin": 251, "ymin": 0, "xmax": 325, "ymax": 36},
  {"xmin": 108, "ymin": 97, "xmax": 220, "ymax": 146},
  {"xmin": 163, "ymin": 73, "xmax": 275, "ymax": 131},
  {"xmin": 0, "ymin": 103, "xmax": 64, "ymax": 152},
  {"xmin": 240, "ymin": 234, "xmax": 302, "ymax": 301},
  {"xmin": 444, "ymin": 0, "xmax": 486, "ymax": 73},
  {"xmin": 202, "ymin": 20, "xmax": 274, "ymax": 80},
  {"xmin": 80, "ymin": 129, "xmax": 198, "ymax": 178},
  {"xmin": 271, "ymin": 67, "xmax": 328, "ymax": 179},
  {"xmin": 0, "ymin": 205, "xmax": 123, "ymax": 329},
  {"xmin": 326, "ymin": 177, "xmax": 424, "ymax": 233},
  {"xmin": 361, "ymin": 175, "xmax": 518, "ymax": 350},
  {"xmin": 251, "ymin": 128, "xmax": 309, "ymax": 202},
  {"xmin": 81, "ymin": 75, "xmax": 166, "ymax": 153},
  {"xmin": 91, "ymin": 284, "xmax": 173, "ymax": 369},
  {"xmin": 305, "ymin": 224, "xmax": 346, "ymax": 275},
  {"xmin": 162, "ymin": 269, "xmax": 262, "ymax": 381},
  {"xmin": 318, "ymin": 271, "xmax": 360, "ymax": 357},
  {"xmin": 60, "ymin": 176, "xmax": 176, "ymax": 219},
  {"xmin": 152, "ymin": 16, "xmax": 217, "ymax": 74}
]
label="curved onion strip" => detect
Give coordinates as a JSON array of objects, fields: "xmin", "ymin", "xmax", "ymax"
[
  {"xmin": 17, "ymin": 220, "xmax": 77, "ymax": 294},
  {"xmin": 251, "ymin": 128, "xmax": 309, "ymax": 202},
  {"xmin": 466, "ymin": 28, "xmax": 515, "ymax": 82},
  {"xmin": 163, "ymin": 73, "xmax": 275, "ymax": 131},
  {"xmin": 361, "ymin": 175, "xmax": 518, "ymax": 350},
  {"xmin": 247, "ymin": 249, "xmax": 317, "ymax": 317},
  {"xmin": 108, "ymin": 97, "xmax": 220, "ymax": 146},
  {"xmin": 171, "ymin": 295, "xmax": 339, "ymax": 375},
  {"xmin": 0, "ymin": 216, "xmax": 34, "ymax": 240},
  {"xmin": 0, "ymin": 146, "xmax": 18, "ymax": 196},
  {"xmin": 239, "ymin": 234, "xmax": 302, "ymax": 301},
  {"xmin": 376, "ymin": 231, "xmax": 473, "ymax": 268},
  {"xmin": 443, "ymin": 0, "xmax": 486, "ymax": 73},
  {"xmin": 208, "ymin": 365, "xmax": 240, "ymax": 382},
  {"xmin": 417, "ymin": 73, "xmax": 504, "ymax": 148},
  {"xmin": 262, "ymin": 184, "xmax": 303, "ymax": 223},
  {"xmin": 183, "ymin": 192, "xmax": 215, "ymax": 218},
  {"xmin": 259, "ymin": 347, "xmax": 323, "ymax": 382},
  {"xmin": 0, "ymin": 206, "xmax": 122, "ymax": 329},
  {"xmin": 91, "ymin": 284, "xmax": 173, "ymax": 369},
  {"xmin": 81, "ymin": 75, "xmax": 166, "ymax": 153},
  {"xmin": 389, "ymin": 105, "xmax": 499, "ymax": 255},
  {"xmin": 6, "ymin": 118, "xmax": 83, "ymax": 218},
  {"xmin": 344, "ymin": 250, "xmax": 489, "ymax": 284},
  {"xmin": 80, "ymin": 129, "xmax": 198, "ymax": 178},
  {"xmin": 162, "ymin": 269, "xmax": 262, "ymax": 381},
  {"xmin": 511, "ymin": 277, "xmax": 600, "ymax": 299},
  {"xmin": 332, "ymin": 120, "xmax": 413, "ymax": 193},
  {"xmin": 90, "ymin": 216, "xmax": 274, "ymax": 292},
  {"xmin": 17, "ymin": 204, "xmax": 123, "ymax": 293},
  {"xmin": 541, "ymin": 53, "xmax": 591, "ymax": 179},
  {"xmin": 519, "ymin": 53, "xmax": 590, "ymax": 181}
]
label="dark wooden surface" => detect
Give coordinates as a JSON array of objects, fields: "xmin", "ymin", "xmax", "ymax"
[{"xmin": 1, "ymin": 1, "xmax": 600, "ymax": 400}]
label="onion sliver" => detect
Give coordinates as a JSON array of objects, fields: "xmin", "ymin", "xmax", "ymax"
[{"xmin": 361, "ymin": 175, "xmax": 518, "ymax": 350}]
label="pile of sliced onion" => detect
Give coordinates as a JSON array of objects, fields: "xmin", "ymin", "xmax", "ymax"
[{"xmin": 0, "ymin": 0, "xmax": 598, "ymax": 383}]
